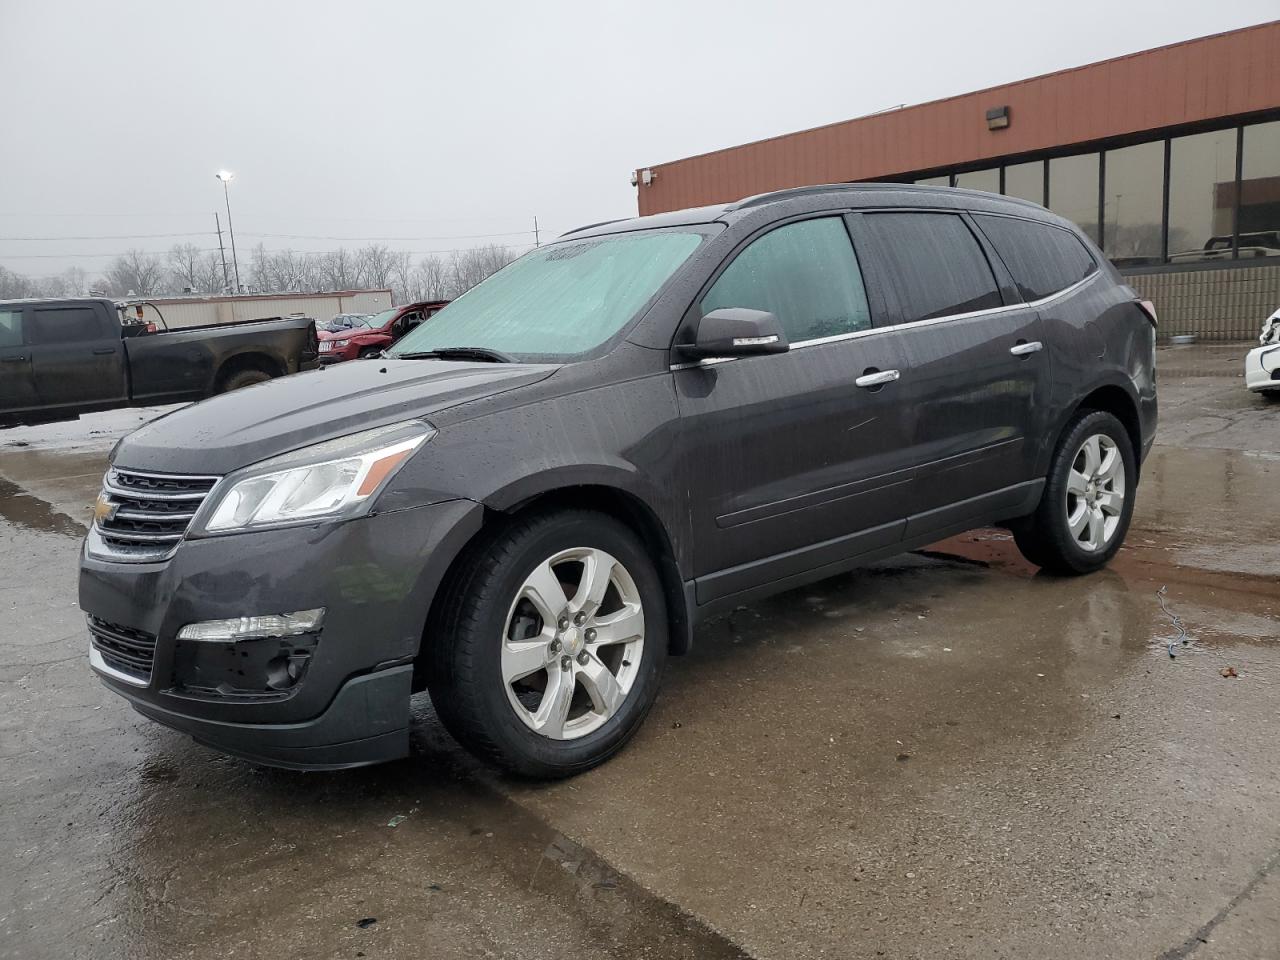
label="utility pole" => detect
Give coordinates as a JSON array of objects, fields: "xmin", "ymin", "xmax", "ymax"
[
  {"xmin": 533, "ymin": 215, "xmax": 540, "ymax": 248},
  {"xmin": 214, "ymin": 212, "xmax": 230, "ymax": 292}
]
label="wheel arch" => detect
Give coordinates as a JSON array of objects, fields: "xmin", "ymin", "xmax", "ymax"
[
  {"xmin": 1042, "ymin": 379, "xmax": 1144, "ymax": 481},
  {"xmin": 412, "ymin": 479, "xmax": 693, "ymax": 695},
  {"xmin": 214, "ymin": 350, "xmax": 286, "ymax": 390}
]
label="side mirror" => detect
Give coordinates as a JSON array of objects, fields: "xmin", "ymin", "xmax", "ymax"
[{"xmin": 677, "ymin": 308, "xmax": 789, "ymax": 360}]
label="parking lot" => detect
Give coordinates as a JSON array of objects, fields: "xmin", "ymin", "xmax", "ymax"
[{"xmin": 1, "ymin": 344, "xmax": 1277, "ymax": 960}]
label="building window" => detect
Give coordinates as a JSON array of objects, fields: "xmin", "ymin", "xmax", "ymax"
[
  {"xmin": 954, "ymin": 168, "xmax": 999, "ymax": 194},
  {"xmin": 1049, "ymin": 153, "xmax": 1100, "ymax": 243},
  {"xmin": 1003, "ymin": 161, "xmax": 1044, "ymax": 205},
  {"xmin": 1102, "ymin": 141, "xmax": 1164, "ymax": 266},
  {"xmin": 1168, "ymin": 129, "xmax": 1237, "ymax": 263},
  {"xmin": 914, "ymin": 175, "xmax": 950, "ymax": 187},
  {"xmin": 1240, "ymin": 120, "xmax": 1280, "ymax": 259}
]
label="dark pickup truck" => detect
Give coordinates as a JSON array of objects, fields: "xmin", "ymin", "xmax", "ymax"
[{"xmin": 0, "ymin": 297, "xmax": 319, "ymax": 427}]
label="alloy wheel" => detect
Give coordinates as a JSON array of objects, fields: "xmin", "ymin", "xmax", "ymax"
[
  {"xmin": 501, "ymin": 547, "xmax": 645, "ymax": 740},
  {"xmin": 1064, "ymin": 433, "xmax": 1126, "ymax": 552}
]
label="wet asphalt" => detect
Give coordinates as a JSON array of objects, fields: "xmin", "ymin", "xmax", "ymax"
[{"xmin": 1, "ymin": 344, "xmax": 1277, "ymax": 960}]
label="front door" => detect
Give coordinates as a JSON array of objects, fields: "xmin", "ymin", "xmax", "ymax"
[
  {"xmin": 673, "ymin": 215, "xmax": 916, "ymax": 604},
  {"xmin": 27, "ymin": 303, "xmax": 127, "ymax": 412},
  {"xmin": 0, "ymin": 306, "xmax": 38, "ymax": 417},
  {"xmin": 852, "ymin": 210, "xmax": 1050, "ymax": 535}
]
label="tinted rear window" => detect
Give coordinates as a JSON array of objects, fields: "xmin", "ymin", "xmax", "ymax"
[
  {"xmin": 975, "ymin": 215, "xmax": 1097, "ymax": 301},
  {"xmin": 861, "ymin": 212, "xmax": 1002, "ymax": 323},
  {"xmin": 29, "ymin": 307, "xmax": 104, "ymax": 344}
]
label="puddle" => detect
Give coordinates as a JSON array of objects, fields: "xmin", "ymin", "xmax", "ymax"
[{"xmin": 0, "ymin": 476, "xmax": 87, "ymax": 537}]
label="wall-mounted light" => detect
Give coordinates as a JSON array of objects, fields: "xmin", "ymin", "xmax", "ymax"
[{"xmin": 986, "ymin": 106, "xmax": 1010, "ymax": 131}]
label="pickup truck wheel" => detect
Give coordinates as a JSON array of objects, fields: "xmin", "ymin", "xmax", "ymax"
[
  {"xmin": 1012, "ymin": 410, "xmax": 1136, "ymax": 575},
  {"xmin": 427, "ymin": 509, "xmax": 667, "ymax": 778},
  {"xmin": 219, "ymin": 368, "xmax": 273, "ymax": 393}
]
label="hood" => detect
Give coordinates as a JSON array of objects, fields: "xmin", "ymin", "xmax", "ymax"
[
  {"xmin": 316, "ymin": 327, "xmax": 374, "ymax": 341},
  {"xmin": 115, "ymin": 359, "xmax": 557, "ymax": 475}
]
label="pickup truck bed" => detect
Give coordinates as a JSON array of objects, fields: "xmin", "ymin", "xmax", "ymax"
[{"xmin": 0, "ymin": 297, "xmax": 319, "ymax": 427}]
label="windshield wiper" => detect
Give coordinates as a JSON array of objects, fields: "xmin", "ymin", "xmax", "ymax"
[{"xmin": 393, "ymin": 346, "xmax": 514, "ymax": 363}]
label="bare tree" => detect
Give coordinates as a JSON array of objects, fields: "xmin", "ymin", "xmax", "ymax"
[
  {"xmin": 415, "ymin": 255, "xmax": 450, "ymax": 300},
  {"xmin": 317, "ymin": 248, "xmax": 357, "ymax": 290},
  {"xmin": 167, "ymin": 243, "xmax": 206, "ymax": 292},
  {"xmin": 357, "ymin": 244, "xmax": 398, "ymax": 292},
  {"xmin": 0, "ymin": 265, "xmax": 34, "ymax": 298},
  {"xmin": 447, "ymin": 244, "xmax": 517, "ymax": 297},
  {"xmin": 197, "ymin": 252, "xmax": 226, "ymax": 294},
  {"xmin": 390, "ymin": 250, "xmax": 415, "ymax": 304},
  {"xmin": 106, "ymin": 249, "xmax": 166, "ymax": 297}
]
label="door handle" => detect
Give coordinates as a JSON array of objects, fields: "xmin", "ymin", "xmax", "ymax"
[
  {"xmin": 1010, "ymin": 340, "xmax": 1043, "ymax": 356},
  {"xmin": 0, "ymin": 355, "xmax": 27, "ymax": 363},
  {"xmin": 92, "ymin": 347, "xmax": 117, "ymax": 356},
  {"xmin": 855, "ymin": 369, "xmax": 900, "ymax": 388}
]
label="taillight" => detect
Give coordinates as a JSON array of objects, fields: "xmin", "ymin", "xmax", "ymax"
[{"xmin": 1136, "ymin": 299, "xmax": 1158, "ymax": 327}]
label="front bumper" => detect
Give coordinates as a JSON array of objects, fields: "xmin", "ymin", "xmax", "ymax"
[
  {"xmin": 1245, "ymin": 344, "xmax": 1280, "ymax": 392},
  {"xmin": 80, "ymin": 498, "xmax": 482, "ymax": 769}
]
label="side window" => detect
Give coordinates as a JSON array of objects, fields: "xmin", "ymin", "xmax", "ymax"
[
  {"xmin": 974, "ymin": 215, "xmax": 1098, "ymax": 301},
  {"xmin": 29, "ymin": 307, "xmax": 105, "ymax": 344},
  {"xmin": 0, "ymin": 309, "xmax": 23, "ymax": 348},
  {"xmin": 861, "ymin": 212, "xmax": 1003, "ymax": 323},
  {"xmin": 701, "ymin": 217, "xmax": 871, "ymax": 343}
]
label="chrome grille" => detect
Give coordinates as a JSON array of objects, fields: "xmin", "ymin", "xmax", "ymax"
[
  {"xmin": 88, "ymin": 616, "xmax": 158, "ymax": 685},
  {"xmin": 89, "ymin": 468, "xmax": 220, "ymax": 562}
]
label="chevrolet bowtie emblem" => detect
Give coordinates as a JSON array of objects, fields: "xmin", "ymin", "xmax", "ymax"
[{"xmin": 92, "ymin": 494, "xmax": 119, "ymax": 525}]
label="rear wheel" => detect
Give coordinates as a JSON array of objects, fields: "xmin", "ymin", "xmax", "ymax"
[
  {"xmin": 219, "ymin": 368, "xmax": 273, "ymax": 392},
  {"xmin": 427, "ymin": 510, "xmax": 667, "ymax": 778},
  {"xmin": 1012, "ymin": 410, "xmax": 1136, "ymax": 575}
]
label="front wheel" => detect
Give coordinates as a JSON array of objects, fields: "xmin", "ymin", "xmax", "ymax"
[
  {"xmin": 1012, "ymin": 410, "xmax": 1136, "ymax": 575},
  {"xmin": 427, "ymin": 510, "xmax": 667, "ymax": 778}
]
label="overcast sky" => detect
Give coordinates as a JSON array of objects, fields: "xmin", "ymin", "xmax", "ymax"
[{"xmin": 1, "ymin": 0, "xmax": 1276, "ymax": 277}]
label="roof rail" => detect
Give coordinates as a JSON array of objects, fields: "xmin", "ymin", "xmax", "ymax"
[
  {"xmin": 726, "ymin": 182, "xmax": 902, "ymax": 211},
  {"xmin": 560, "ymin": 217, "xmax": 628, "ymax": 237}
]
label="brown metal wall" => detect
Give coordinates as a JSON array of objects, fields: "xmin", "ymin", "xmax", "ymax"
[{"xmin": 636, "ymin": 21, "xmax": 1280, "ymax": 216}]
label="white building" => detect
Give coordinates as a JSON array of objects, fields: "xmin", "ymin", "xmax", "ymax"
[{"xmin": 133, "ymin": 289, "xmax": 393, "ymax": 329}]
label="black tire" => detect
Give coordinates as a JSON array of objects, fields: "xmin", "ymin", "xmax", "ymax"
[
  {"xmin": 219, "ymin": 368, "xmax": 273, "ymax": 393},
  {"xmin": 427, "ymin": 509, "xmax": 668, "ymax": 778},
  {"xmin": 358, "ymin": 347, "xmax": 382, "ymax": 360},
  {"xmin": 1012, "ymin": 410, "xmax": 1137, "ymax": 576}
]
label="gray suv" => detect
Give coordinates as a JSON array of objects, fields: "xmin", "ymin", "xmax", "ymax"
[{"xmin": 80, "ymin": 184, "xmax": 1157, "ymax": 777}]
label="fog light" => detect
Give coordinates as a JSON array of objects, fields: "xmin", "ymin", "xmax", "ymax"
[{"xmin": 177, "ymin": 608, "xmax": 325, "ymax": 642}]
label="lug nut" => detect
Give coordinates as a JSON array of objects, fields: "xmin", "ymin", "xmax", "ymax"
[
  {"xmin": 549, "ymin": 639, "xmax": 561, "ymax": 653},
  {"xmin": 584, "ymin": 628, "xmax": 597, "ymax": 642},
  {"xmin": 561, "ymin": 656, "xmax": 572, "ymax": 670},
  {"xmin": 558, "ymin": 617, "xmax": 570, "ymax": 631},
  {"xmin": 576, "ymin": 651, "xmax": 589, "ymax": 665},
  {"xmin": 573, "ymin": 611, "xmax": 587, "ymax": 626}
]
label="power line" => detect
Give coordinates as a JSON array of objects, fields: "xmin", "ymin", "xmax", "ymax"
[
  {"xmin": 0, "ymin": 232, "xmax": 215, "ymax": 241},
  {"xmin": 241, "ymin": 230, "xmax": 540, "ymax": 242}
]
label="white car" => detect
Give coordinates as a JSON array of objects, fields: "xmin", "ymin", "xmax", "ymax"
[{"xmin": 1245, "ymin": 308, "xmax": 1280, "ymax": 396}]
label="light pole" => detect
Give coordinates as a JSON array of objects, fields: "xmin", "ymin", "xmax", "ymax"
[{"xmin": 215, "ymin": 171, "xmax": 241, "ymax": 293}]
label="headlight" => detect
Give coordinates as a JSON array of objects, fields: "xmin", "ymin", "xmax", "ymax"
[
  {"xmin": 192, "ymin": 421, "xmax": 434, "ymax": 535},
  {"xmin": 333, "ymin": 339, "xmax": 350, "ymax": 347}
]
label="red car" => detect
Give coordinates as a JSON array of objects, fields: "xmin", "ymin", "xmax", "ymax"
[{"xmin": 316, "ymin": 300, "xmax": 449, "ymax": 363}]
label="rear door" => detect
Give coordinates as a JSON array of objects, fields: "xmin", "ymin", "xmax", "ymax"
[
  {"xmin": 0, "ymin": 306, "xmax": 38, "ymax": 416},
  {"xmin": 27, "ymin": 303, "xmax": 128, "ymax": 413},
  {"xmin": 852, "ymin": 210, "xmax": 1050, "ymax": 536},
  {"xmin": 673, "ymin": 215, "xmax": 915, "ymax": 603}
]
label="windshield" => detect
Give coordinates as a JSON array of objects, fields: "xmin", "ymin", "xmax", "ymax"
[
  {"xmin": 388, "ymin": 229, "xmax": 706, "ymax": 361},
  {"xmin": 363, "ymin": 308, "xmax": 397, "ymax": 328}
]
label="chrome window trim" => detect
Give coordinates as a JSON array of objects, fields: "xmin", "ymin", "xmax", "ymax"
[
  {"xmin": 669, "ymin": 271, "xmax": 1098, "ymax": 370},
  {"xmin": 88, "ymin": 641, "xmax": 150, "ymax": 688}
]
